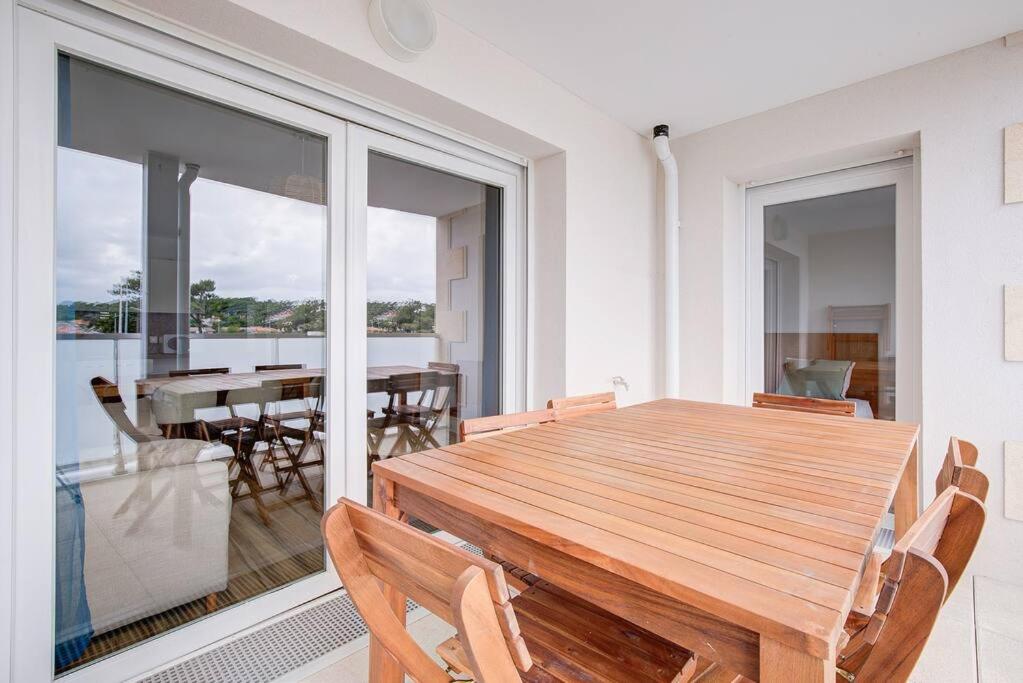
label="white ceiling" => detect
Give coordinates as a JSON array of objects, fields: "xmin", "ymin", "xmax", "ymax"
[
  {"xmin": 430, "ymin": 0, "xmax": 1023, "ymax": 137},
  {"xmin": 766, "ymin": 186, "xmax": 895, "ymax": 241}
]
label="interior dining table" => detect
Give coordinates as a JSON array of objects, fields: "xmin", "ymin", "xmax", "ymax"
[
  {"xmin": 134, "ymin": 363, "xmax": 461, "ymax": 442},
  {"xmin": 370, "ymin": 398, "xmax": 920, "ymax": 683}
]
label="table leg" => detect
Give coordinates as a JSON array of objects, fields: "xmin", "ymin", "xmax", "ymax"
[
  {"xmin": 448, "ymin": 373, "xmax": 460, "ymax": 445},
  {"xmin": 759, "ymin": 638, "xmax": 833, "ymax": 682},
  {"xmin": 369, "ymin": 475, "xmax": 406, "ymax": 683},
  {"xmin": 894, "ymin": 441, "xmax": 919, "ymax": 540}
]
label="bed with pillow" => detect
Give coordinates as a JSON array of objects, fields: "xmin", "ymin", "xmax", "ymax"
[{"xmin": 779, "ymin": 358, "xmax": 873, "ymax": 418}]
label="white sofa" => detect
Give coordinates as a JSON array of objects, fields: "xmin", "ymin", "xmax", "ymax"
[{"xmin": 65, "ymin": 440, "xmax": 232, "ymax": 635}]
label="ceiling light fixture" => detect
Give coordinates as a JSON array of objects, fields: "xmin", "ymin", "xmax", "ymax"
[{"xmin": 368, "ymin": 0, "xmax": 437, "ymax": 62}]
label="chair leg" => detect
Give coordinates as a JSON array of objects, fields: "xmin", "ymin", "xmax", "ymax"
[
  {"xmin": 243, "ymin": 459, "xmax": 273, "ymax": 527},
  {"xmin": 205, "ymin": 593, "xmax": 218, "ymax": 613}
]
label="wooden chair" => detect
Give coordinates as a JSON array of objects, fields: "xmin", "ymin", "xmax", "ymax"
[
  {"xmin": 836, "ymin": 484, "xmax": 986, "ymax": 681},
  {"xmin": 91, "ymin": 377, "xmax": 163, "ymax": 445},
  {"xmin": 936, "ymin": 436, "xmax": 988, "ymax": 502},
  {"xmin": 388, "ymin": 362, "xmax": 460, "ymax": 451},
  {"xmin": 459, "ymin": 409, "xmax": 555, "ymax": 442},
  {"xmin": 546, "ymin": 391, "xmax": 617, "ymax": 419},
  {"xmin": 322, "ymin": 498, "xmax": 698, "ymax": 683},
  {"xmin": 751, "ymin": 392, "xmax": 855, "ymax": 418},
  {"xmin": 370, "ymin": 371, "xmax": 441, "ymax": 457},
  {"xmin": 702, "ymin": 484, "xmax": 986, "ymax": 683},
  {"xmin": 168, "ymin": 366, "xmax": 230, "ymax": 377},
  {"xmin": 261, "ymin": 376, "xmax": 325, "ymax": 512}
]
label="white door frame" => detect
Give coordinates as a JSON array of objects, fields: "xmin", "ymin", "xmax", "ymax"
[
  {"xmin": 14, "ymin": 8, "xmax": 352, "ymax": 682},
  {"xmin": 743, "ymin": 157, "xmax": 920, "ymax": 425},
  {"xmin": 345, "ymin": 126, "xmax": 526, "ymax": 501}
]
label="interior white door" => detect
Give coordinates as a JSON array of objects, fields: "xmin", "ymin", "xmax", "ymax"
[{"xmin": 745, "ymin": 157, "xmax": 918, "ymax": 421}]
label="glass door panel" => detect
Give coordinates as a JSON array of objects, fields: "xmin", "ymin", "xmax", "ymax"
[
  {"xmin": 364, "ymin": 152, "xmax": 504, "ymax": 503},
  {"xmin": 54, "ymin": 55, "xmax": 332, "ymax": 673},
  {"xmin": 761, "ymin": 187, "xmax": 897, "ymax": 420}
]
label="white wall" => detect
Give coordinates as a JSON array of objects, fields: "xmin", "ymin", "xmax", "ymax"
[
  {"xmin": 0, "ymin": 0, "xmax": 14, "ymax": 675},
  {"xmin": 672, "ymin": 37, "xmax": 1023, "ymax": 583},
  {"xmin": 115, "ymin": 0, "xmax": 660, "ymax": 408},
  {"xmin": 806, "ymin": 226, "xmax": 896, "ymax": 334}
]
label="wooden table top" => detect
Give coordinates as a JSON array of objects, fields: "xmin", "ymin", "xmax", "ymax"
[
  {"xmin": 136, "ymin": 364, "xmax": 457, "ymax": 396},
  {"xmin": 373, "ymin": 398, "xmax": 919, "ymax": 660}
]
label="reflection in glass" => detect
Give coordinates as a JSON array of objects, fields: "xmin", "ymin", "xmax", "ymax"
[
  {"xmin": 54, "ymin": 55, "xmax": 327, "ymax": 673},
  {"xmin": 762, "ymin": 186, "xmax": 896, "ymax": 420},
  {"xmin": 364, "ymin": 153, "xmax": 502, "ymax": 503}
]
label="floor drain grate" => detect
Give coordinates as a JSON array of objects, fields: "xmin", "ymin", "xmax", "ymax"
[{"xmin": 144, "ymin": 543, "xmax": 481, "ymax": 682}]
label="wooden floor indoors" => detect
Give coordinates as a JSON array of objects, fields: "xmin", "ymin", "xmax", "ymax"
[{"xmin": 59, "ymin": 461, "xmax": 326, "ymax": 674}]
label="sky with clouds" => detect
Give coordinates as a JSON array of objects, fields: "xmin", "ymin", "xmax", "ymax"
[{"xmin": 56, "ymin": 148, "xmax": 436, "ymax": 305}]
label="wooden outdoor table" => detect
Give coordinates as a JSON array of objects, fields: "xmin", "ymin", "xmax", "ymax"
[
  {"xmin": 135, "ymin": 364, "xmax": 460, "ymax": 442},
  {"xmin": 370, "ymin": 398, "xmax": 920, "ymax": 682}
]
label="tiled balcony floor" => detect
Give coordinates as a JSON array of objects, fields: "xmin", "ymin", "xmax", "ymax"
[{"xmin": 294, "ymin": 575, "xmax": 1023, "ymax": 683}]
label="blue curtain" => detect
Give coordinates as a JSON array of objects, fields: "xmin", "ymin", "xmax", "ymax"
[
  {"xmin": 54, "ymin": 52, "xmax": 94, "ymax": 671},
  {"xmin": 54, "ymin": 473, "xmax": 93, "ymax": 669}
]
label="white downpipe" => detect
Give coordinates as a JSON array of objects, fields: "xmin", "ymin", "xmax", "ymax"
[{"xmin": 653, "ymin": 126, "xmax": 680, "ymax": 397}]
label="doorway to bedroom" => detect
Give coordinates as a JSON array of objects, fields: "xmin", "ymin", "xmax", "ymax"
[{"xmin": 746, "ymin": 157, "xmax": 918, "ymax": 422}]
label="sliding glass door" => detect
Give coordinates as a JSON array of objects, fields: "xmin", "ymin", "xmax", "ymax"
[
  {"xmin": 346, "ymin": 127, "xmax": 524, "ymax": 507},
  {"xmin": 14, "ymin": 10, "xmax": 523, "ymax": 682},
  {"xmin": 16, "ymin": 10, "xmax": 347, "ymax": 681}
]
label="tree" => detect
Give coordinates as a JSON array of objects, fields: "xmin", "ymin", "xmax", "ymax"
[
  {"xmin": 108, "ymin": 270, "xmax": 141, "ymax": 302},
  {"xmin": 190, "ymin": 279, "xmax": 217, "ymax": 333},
  {"xmin": 102, "ymin": 270, "xmax": 142, "ymax": 333}
]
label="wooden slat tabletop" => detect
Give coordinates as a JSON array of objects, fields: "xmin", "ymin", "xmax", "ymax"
[
  {"xmin": 372, "ymin": 398, "xmax": 920, "ymax": 681},
  {"xmin": 135, "ymin": 364, "xmax": 458, "ymax": 397},
  {"xmin": 135, "ymin": 367, "xmax": 324, "ymax": 396}
]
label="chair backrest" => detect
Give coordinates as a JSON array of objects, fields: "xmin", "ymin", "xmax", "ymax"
[
  {"xmin": 752, "ymin": 392, "xmax": 856, "ymax": 418},
  {"xmin": 168, "ymin": 367, "xmax": 230, "ymax": 377},
  {"xmin": 460, "ymin": 409, "xmax": 556, "ymax": 442},
  {"xmin": 90, "ymin": 376, "xmax": 161, "ymax": 444},
  {"xmin": 322, "ymin": 499, "xmax": 528, "ymax": 682},
  {"xmin": 936, "ymin": 436, "xmax": 988, "ymax": 502},
  {"xmin": 546, "ymin": 392, "xmax": 617, "ymax": 419},
  {"xmin": 255, "ymin": 363, "xmax": 305, "ymax": 371},
  {"xmin": 427, "ymin": 361, "xmax": 460, "ymax": 374},
  {"xmin": 387, "ymin": 371, "xmax": 439, "ymax": 395},
  {"xmin": 839, "ymin": 485, "xmax": 985, "ymax": 681}
]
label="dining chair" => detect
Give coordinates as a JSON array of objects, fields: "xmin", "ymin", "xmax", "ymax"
[
  {"xmin": 168, "ymin": 367, "xmax": 230, "ymax": 377},
  {"xmin": 851, "ymin": 434, "xmax": 986, "ymax": 616},
  {"xmin": 261, "ymin": 375, "xmax": 325, "ymax": 512},
  {"xmin": 699, "ymin": 483, "xmax": 986, "ymax": 683},
  {"xmin": 459, "ymin": 409, "xmax": 556, "ymax": 441},
  {"xmin": 751, "ymin": 391, "xmax": 855, "ymax": 417},
  {"xmin": 836, "ymin": 484, "xmax": 986, "ymax": 681},
  {"xmin": 322, "ymin": 498, "xmax": 699, "ymax": 683},
  {"xmin": 546, "ymin": 391, "xmax": 617, "ymax": 419},
  {"xmin": 406, "ymin": 362, "xmax": 460, "ymax": 448},
  {"xmin": 91, "ymin": 376, "xmax": 164, "ymax": 445},
  {"xmin": 199, "ymin": 388, "xmax": 281, "ymax": 527},
  {"xmin": 379, "ymin": 363, "xmax": 459, "ymax": 452},
  {"xmin": 936, "ymin": 436, "xmax": 988, "ymax": 502},
  {"xmin": 371, "ymin": 371, "xmax": 441, "ymax": 457}
]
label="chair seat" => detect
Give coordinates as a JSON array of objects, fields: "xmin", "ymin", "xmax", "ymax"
[{"xmin": 440, "ymin": 578, "xmax": 695, "ymax": 683}]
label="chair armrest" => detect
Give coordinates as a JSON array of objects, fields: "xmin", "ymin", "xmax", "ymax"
[{"xmin": 852, "ymin": 549, "xmax": 886, "ymax": 614}]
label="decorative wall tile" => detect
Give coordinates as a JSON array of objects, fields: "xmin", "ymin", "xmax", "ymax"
[
  {"xmin": 1007, "ymin": 123, "xmax": 1023, "ymax": 203},
  {"xmin": 1005, "ymin": 441, "xmax": 1023, "ymax": 521},
  {"xmin": 1004, "ymin": 286, "xmax": 1023, "ymax": 360}
]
